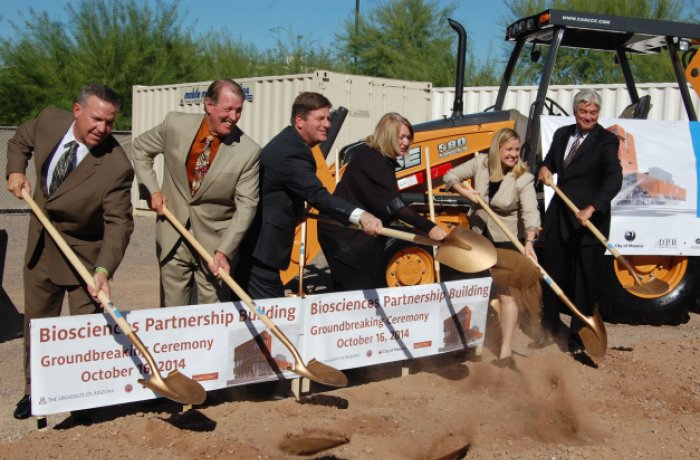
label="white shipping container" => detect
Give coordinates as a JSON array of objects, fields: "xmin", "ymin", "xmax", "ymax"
[
  {"xmin": 431, "ymin": 82, "xmax": 700, "ymax": 122},
  {"xmin": 131, "ymin": 70, "xmax": 432, "ymax": 209}
]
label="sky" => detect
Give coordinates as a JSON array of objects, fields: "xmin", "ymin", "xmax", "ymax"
[{"xmin": 0, "ymin": 0, "xmax": 509, "ymax": 65}]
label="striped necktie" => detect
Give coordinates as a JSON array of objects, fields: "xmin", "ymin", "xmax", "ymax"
[
  {"xmin": 562, "ymin": 133, "xmax": 583, "ymax": 169},
  {"xmin": 49, "ymin": 141, "xmax": 78, "ymax": 195}
]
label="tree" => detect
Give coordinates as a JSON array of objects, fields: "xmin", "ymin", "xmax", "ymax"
[
  {"xmin": 503, "ymin": 0, "xmax": 689, "ymax": 85},
  {"xmin": 336, "ymin": 0, "xmax": 457, "ymax": 86},
  {"xmin": 0, "ymin": 0, "xmax": 201, "ymax": 129}
]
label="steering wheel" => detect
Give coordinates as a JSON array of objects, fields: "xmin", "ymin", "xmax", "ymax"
[{"xmin": 544, "ymin": 97, "xmax": 569, "ymax": 116}]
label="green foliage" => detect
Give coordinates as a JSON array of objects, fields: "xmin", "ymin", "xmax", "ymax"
[
  {"xmin": 503, "ymin": 0, "xmax": 689, "ymax": 85},
  {"xmin": 0, "ymin": 0, "xmax": 351, "ymax": 129},
  {"xmin": 336, "ymin": 0, "xmax": 457, "ymax": 86}
]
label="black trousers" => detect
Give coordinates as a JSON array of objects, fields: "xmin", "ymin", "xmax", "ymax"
[
  {"xmin": 245, "ymin": 258, "xmax": 286, "ymax": 300},
  {"xmin": 540, "ymin": 232, "xmax": 605, "ymax": 337}
]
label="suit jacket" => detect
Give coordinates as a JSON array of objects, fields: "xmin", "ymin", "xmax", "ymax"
[
  {"xmin": 132, "ymin": 112, "xmax": 261, "ymax": 261},
  {"xmin": 248, "ymin": 126, "xmax": 356, "ymax": 270},
  {"xmin": 443, "ymin": 154, "xmax": 540, "ymax": 243},
  {"xmin": 6, "ymin": 107, "xmax": 134, "ymax": 285},
  {"xmin": 318, "ymin": 144, "xmax": 435, "ymax": 270},
  {"xmin": 539, "ymin": 123, "xmax": 622, "ymax": 244}
]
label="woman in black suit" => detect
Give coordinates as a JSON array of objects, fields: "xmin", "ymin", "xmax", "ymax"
[{"xmin": 318, "ymin": 112, "xmax": 446, "ymax": 291}]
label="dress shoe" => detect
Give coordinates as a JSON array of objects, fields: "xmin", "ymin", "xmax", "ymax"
[
  {"xmin": 13, "ymin": 395, "xmax": 31, "ymax": 420},
  {"xmin": 567, "ymin": 334, "xmax": 585, "ymax": 354},
  {"xmin": 491, "ymin": 356, "xmax": 517, "ymax": 370}
]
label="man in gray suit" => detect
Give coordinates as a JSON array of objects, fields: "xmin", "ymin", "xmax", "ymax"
[
  {"xmin": 6, "ymin": 84, "xmax": 134, "ymax": 419},
  {"xmin": 133, "ymin": 80, "xmax": 261, "ymax": 307}
]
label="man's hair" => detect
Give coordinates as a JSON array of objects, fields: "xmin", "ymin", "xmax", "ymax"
[
  {"xmin": 76, "ymin": 84, "xmax": 120, "ymax": 110},
  {"xmin": 487, "ymin": 127, "xmax": 528, "ymax": 181},
  {"xmin": 366, "ymin": 112, "xmax": 414, "ymax": 160},
  {"xmin": 290, "ymin": 92, "xmax": 331, "ymax": 125},
  {"xmin": 573, "ymin": 89, "xmax": 602, "ymax": 112},
  {"xmin": 206, "ymin": 79, "xmax": 246, "ymax": 105}
]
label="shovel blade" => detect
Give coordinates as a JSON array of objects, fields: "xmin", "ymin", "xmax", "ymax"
[
  {"xmin": 577, "ymin": 310, "xmax": 607, "ymax": 358},
  {"xmin": 436, "ymin": 227, "xmax": 497, "ymax": 273},
  {"xmin": 293, "ymin": 359, "xmax": 348, "ymax": 388},
  {"xmin": 624, "ymin": 277, "xmax": 670, "ymax": 296},
  {"xmin": 139, "ymin": 370, "xmax": 207, "ymax": 405}
]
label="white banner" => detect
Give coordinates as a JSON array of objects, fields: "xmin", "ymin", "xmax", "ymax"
[
  {"xmin": 302, "ymin": 279, "xmax": 490, "ymax": 369},
  {"xmin": 30, "ymin": 279, "xmax": 490, "ymax": 415},
  {"xmin": 541, "ymin": 117, "xmax": 700, "ymax": 255},
  {"xmin": 30, "ymin": 298, "xmax": 301, "ymax": 415}
]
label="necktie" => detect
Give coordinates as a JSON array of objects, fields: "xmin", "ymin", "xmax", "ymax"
[
  {"xmin": 192, "ymin": 135, "xmax": 213, "ymax": 196},
  {"xmin": 562, "ymin": 133, "xmax": 582, "ymax": 169},
  {"xmin": 49, "ymin": 141, "xmax": 78, "ymax": 195}
]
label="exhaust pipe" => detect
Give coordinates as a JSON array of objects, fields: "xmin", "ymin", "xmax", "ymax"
[{"xmin": 448, "ymin": 18, "xmax": 467, "ymax": 118}]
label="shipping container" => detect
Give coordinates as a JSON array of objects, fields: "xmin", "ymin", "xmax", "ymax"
[{"xmin": 431, "ymin": 82, "xmax": 700, "ymax": 122}]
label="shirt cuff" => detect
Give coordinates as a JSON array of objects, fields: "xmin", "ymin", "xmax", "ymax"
[{"xmin": 349, "ymin": 208, "xmax": 365, "ymax": 225}]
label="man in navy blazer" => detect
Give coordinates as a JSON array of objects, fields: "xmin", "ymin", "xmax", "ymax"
[
  {"xmin": 537, "ymin": 89, "xmax": 622, "ymax": 353},
  {"xmin": 240, "ymin": 92, "xmax": 382, "ymax": 299}
]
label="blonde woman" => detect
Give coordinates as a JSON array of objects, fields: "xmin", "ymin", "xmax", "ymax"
[
  {"xmin": 443, "ymin": 128, "xmax": 540, "ymax": 366},
  {"xmin": 318, "ymin": 112, "xmax": 446, "ymax": 291}
]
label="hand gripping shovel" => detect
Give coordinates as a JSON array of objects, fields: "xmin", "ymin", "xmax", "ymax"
[
  {"xmin": 162, "ymin": 207, "xmax": 348, "ymax": 387},
  {"xmin": 462, "ymin": 183, "xmax": 607, "ymax": 357},
  {"xmin": 311, "ymin": 214, "xmax": 498, "ymax": 274},
  {"xmin": 547, "ymin": 181, "xmax": 669, "ymax": 296},
  {"xmin": 22, "ymin": 190, "xmax": 206, "ymax": 404}
]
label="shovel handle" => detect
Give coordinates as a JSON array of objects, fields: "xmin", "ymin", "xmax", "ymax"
[
  {"xmin": 21, "ymin": 189, "xmax": 160, "ymax": 374},
  {"xmin": 462, "ymin": 182, "xmax": 594, "ymax": 328},
  {"xmin": 161, "ymin": 207, "xmax": 305, "ymax": 364},
  {"xmin": 309, "ymin": 214, "xmax": 439, "ymax": 247},
  {"xmin": 548, "ymin": 181, "xmax": 644, "ymax": 285}
]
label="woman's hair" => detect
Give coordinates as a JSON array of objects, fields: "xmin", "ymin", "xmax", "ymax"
[
  {"xmin": 488, "ymin": 128, "xmax": 527, "ymax": 181},
  {"xmin": 366, "ymin": 112, "xmax": 414, "ymax": 159}
]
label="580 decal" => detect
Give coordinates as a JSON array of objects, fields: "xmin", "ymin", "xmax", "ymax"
[{"xmin": 438, "ymin": 137, "xmax": 467, "ymax": 157}]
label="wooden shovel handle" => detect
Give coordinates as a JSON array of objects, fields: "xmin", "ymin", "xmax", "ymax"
[
  {"xmin": 21, "ymin": 189, "xmax": 158, "ymax": 371},
  {"xmin": 309, "ymin": 214, "xmax": 439, "ymax": 247},
  {"xmin": 462, "ymin": 182, "xmax": 594, "ymax": 327},
  {"xmin": 161, "ymin": 206, "xmax": 304, "ymax": 363},
  {"xmin": 548, "ymin": 181, "xmax": 643, "ymax": 285}
]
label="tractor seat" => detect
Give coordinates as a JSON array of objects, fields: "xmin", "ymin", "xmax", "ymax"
[{"xmin": 619, "ymin": 95, "xmax": 652, "ymax": 119}]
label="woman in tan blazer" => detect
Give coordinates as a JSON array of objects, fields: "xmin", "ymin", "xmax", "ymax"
[{"xmin": 443, "ymin": 128, "xmax": 540, "ymax": 366}]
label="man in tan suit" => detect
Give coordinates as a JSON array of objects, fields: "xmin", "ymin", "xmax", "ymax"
[
  {"xmin": 6, "ymin": 84, "xmax": 134, "ymax": 419},
  {"xmin": 133, "ymin": 80, "xmax": 261, "ymax": 307}
]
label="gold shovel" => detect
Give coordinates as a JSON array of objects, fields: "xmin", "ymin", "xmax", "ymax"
[
  {"xmin": 162, "ymin": 207, "xmax": 348, "ymax": 388},
  {"xmin": 547, "ymin": 181, "xmax": 669, "ymax": 296},
  {"xmin": 22, "ymin": 190, "xmax": 206, "ymax": 405},
  {"xmin": 462, "ymin": 183, "xmax": 607, "ymax": 357}
]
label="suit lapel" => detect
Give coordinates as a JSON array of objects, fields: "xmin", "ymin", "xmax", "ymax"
[
  {"xmin": 48, "ymin": 146, "xmax": 103, "ymax": 200},
  {"xmin": 556, "ymin": 124, "xmax": 577, "ymax": 171},
  {"xmin": 174, "ymin": 116, "xmax": 202, "ymax": 199},
  {"xmin": 564, "ymin": 124, "xmax": 602, "ymax": 170}
]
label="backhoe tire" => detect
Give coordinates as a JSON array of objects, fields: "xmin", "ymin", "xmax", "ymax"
[
  {"xmin": 598, "ymin": 256, "xmax": 699, "ymax": 325},
  {"xmin": 377, "ymin": 239, "xmax": 436, "ymax": 288}
]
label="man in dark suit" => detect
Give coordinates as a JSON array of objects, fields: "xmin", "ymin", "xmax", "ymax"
[
  {"xmin": 537, "ymin": 89, "xmax": 622, "ymax": 353},
  {"xmin": 240, "ymin": 92, "xmax": 382, "ymax": 299},
  {"xmin": 5, "ymin": 84, "xmax": 134, "ymax": 419}
]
